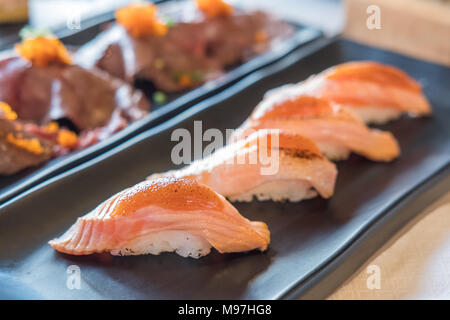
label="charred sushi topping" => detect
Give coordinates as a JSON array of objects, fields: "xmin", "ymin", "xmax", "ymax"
[
  {"xmin": 237, "ymin": 129, "xmax": 326, "ymax": 162},
  {"xmin": 48, "ymin": 176, "xmax": 270, "ymax": 256},
  {"xmin": 253, "ymin": 96, "xmax": 333, "ymax": 121},
  {"xmin": 196, "ymin": 0, "xmax": 233, "ymax": 18},
  {"xmin": 325, "ymin": 62, "xmax": 421, "ymax": 92},
  {"xmin": 243, "ymin": 130, "xmax": 323, "ymax": 157},
  {"xmin": 6, "ymin": 133, "xmax": 44, "ymax": 155},
  {"xmin": 0, "ymin": 102, "xmax": 18, "ymax": 120},
  {"xmin": 278, "ymin": 148, "xmax": 323, "ymax": 160},
  {"xmin": 277, "ymin": 133, "xmax": 322, "ymax": 155},
  {"xmin": 15, "ymin": 28, "xmax": 72, "ymax": 67},
  {"xmin": 252, "ymin": 95, "xmax": 357, "ymax": 123},
  {"xmin": 116, "ymin": 3, "xmax": 168, "ymax": 38},
  {"xmin": 110, "ymin": 178, "xmax": 224, "ymax": 217}
]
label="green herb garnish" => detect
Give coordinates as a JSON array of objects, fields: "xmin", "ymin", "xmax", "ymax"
[
  {"xmin": 153, "ymin": 91, "xmax": 167, "ymax": 104},
  {"xmin": 165, "ymin": 16, "xmax": 177, "ymax": 28}
]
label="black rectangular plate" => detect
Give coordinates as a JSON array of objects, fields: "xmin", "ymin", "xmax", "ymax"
[
  {"xmin": 0, "ymin": 1, "xmax": 322, "ymax": 204},
  {"xmin": 0, "ymin": 38, "xmax": 449, "ymax": 300}
]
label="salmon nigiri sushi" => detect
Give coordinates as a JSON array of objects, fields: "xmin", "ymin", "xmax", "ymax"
[
  {"xmin": 231, "ymin": 95, "xmax": 400, "ymax": 161},
  {"xmin": 149, "ymin": 130, "xmax": 337, "ymax": 202},
  {"xmin": 49, "ymin": 178, "xmax": 270, "ymax": 258},
  {"xmin": 271, "ymin": 61, "xmax": 431, "ymax": 124}
]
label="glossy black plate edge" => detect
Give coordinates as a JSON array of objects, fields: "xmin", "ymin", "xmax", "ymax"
[
  {"xmin": 0, "ymin": 23, "xmax": 323, "ymax": 205},
  {"xmin": 280, "ymin": 165, "xmax": 450, "ymax": 300}
]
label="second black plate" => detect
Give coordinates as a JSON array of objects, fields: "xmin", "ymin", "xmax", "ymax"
[{"xmin": 0, "ymin": 3, "xmax": 321, "ymax": 204}]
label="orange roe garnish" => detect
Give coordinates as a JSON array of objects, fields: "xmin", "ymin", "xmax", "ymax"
[
  {"xmin": 41, "ymin": 121, "xmax": 59, "ymax": 134},
  {"xmin": 14, "ymin": 123, "xmax": 23, "ymax": 131},
  {"xmin": 15, "ymin": 36, "xmax": 72, "ymax": 67},
  {"xmin": 57, "ymin": 129, "xmax": 78, "ymax": 149},
  {"xmin": 116, "ymin": 3, "xmax": 168, "ymax": 38},
  {"xmin": 178, "ymin": 74, "xmax": 192, "ymax": 87},
  {"xmin": 196, "ymin": 0, "xmax": 233, "ymax": 18},
  {"xmin": 6, "ymin": 133, "xmax": 44, "ymax": 155},
  {"xmin": 255, "ymin": 30, "xmax": 268, "ymax": 44},
  {"xmin": 0, "ymin": 102, "xmax": 18, "ymax": 120}
]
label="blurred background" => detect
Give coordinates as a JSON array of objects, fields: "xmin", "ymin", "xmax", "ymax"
[{"xmin": 0, "ymin": 0, "xmax": 448, "ymax": 65}]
